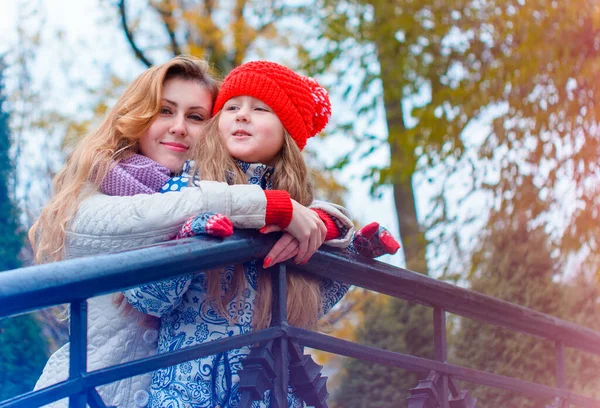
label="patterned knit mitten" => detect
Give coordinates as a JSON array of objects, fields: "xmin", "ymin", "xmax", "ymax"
[
  {"xmin": 176, "ymin": 212, "xmax": 234, "ymax": 239},
  {"xmin": 352, "ymin": 222, "xmax": 400, "ymax": 258}
]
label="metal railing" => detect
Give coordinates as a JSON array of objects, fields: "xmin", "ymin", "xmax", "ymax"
[{"xmin": 1, "ymin": 231, "xmax": 599, "ymax": 408}]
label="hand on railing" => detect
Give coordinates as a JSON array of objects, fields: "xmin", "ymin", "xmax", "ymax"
[
  {"xmin": 352, "ymin": 222, "xmax": 400, "ymax": 258},
  {"xmin": 260, "ymin": 199, "xmax": 327, "ymax": 266},
  {"xmin": 261, "ymin": 232, "xmax": 299, "ymax": 268},
  {"xmin": 175, "ymin": 212, "xmax": 234, "ymax": 239}
]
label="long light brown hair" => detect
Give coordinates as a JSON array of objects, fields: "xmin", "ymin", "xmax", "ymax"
[
  {"xmin": 189, "ymin": 113, "xmax": 323, "ymax": 331},
  {"xmin": 29, "ymin": 55, "xmax": 220, "ymax": 264}
]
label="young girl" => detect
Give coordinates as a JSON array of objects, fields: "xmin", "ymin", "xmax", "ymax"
[
  {"xmin": 32, "ymin": 56, "xmax": 353, "ymax": 408},
  {"xmin": 123, "ymin": 61, "xmax": 399, "ymax": 408}
]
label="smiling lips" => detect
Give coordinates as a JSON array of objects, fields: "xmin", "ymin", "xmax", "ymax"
[
  {"xmin": 161, "ymin": 142, "xmax": 189, "ymax": 152},
  {"xmin": 232, "ymin": 129, "xmax": 252, "ymax": 138}
]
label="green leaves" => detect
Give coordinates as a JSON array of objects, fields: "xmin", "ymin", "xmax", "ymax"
[
  {"xmin": 0, "ymin": 61, "xmax": 23, "ymax": 272},
  {"xmin": 0, "ymin": 314, "xmax": 48, "ymax": 400}
]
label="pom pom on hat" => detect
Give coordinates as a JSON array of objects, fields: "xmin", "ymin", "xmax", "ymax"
[
  {"xmin": 302, "ymin": 76, "xmax": 331, "ymax": 137},
  {"xmin": 213, "ymin": 61, "xmax": 331, "ymax": 150}
]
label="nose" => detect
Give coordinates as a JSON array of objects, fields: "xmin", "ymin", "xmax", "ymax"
[
  {"xmin": 169, "ymin": 114, "xmax": 187, "ymax": 137},
  {"xmin": 235, "ymin": 106, "xmax": 250, "ymax": 122}
]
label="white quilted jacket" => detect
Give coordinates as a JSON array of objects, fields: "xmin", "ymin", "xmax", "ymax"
[{"xmin": 34, "ymin": 183, "xmax": 353, "ymax": 408}]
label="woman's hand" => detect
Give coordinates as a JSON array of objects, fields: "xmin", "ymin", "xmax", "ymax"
[
  {"xmin": 262, "ymin": 233, "xmax": 299, "ymax": 268},
  {"xmin": 261, "ymin": 199, "xmax": 326, "ymax": 264}
]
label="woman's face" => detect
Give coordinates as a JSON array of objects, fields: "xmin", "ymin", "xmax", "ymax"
[
  {"xmin": 139, "ymin": 77, "xmax": 213, "ymax": 173},
  {"xmin": 218, "ymin": 95, "xmax": 285, "ymax": 165}
]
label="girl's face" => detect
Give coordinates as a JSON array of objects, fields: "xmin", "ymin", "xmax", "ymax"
[
  {"xmin": 139, "ymin": 77, "xmax": 213, "ymax": 173},
  {"xmin": 218, "ymin": 96, "xmax": 285, "ymax": 165}
]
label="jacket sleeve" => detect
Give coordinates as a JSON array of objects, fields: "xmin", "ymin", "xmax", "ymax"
[
  {"xmin": 320, "ymin": 277, "xmax": 351, "ymax": 316},
  {"xmin": 123, "ymin": 274, "xmax": 198, "ymax": 317},
  {"xmin": 65, "ymin": 182, "xmax": 267, "ymax": 257},
  {"xmin": 309, "ymin": 200, "xmax": 355, "ymax": 248}
]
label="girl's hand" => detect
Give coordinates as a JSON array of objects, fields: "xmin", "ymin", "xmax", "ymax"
[
  {"xmin": 262, "ymin": 232, "xmax": 299, "ymax": 268},
  {"xmin": 175, "ymin": 212, "xmax": 233, "ymax": 239},
  {"xmin": 261, "ymin": 199, "xmax": 326, "ymax": 263},
  {"xmin": 353, "ymin": 222, "xmax": 400, "ymax": 258}
]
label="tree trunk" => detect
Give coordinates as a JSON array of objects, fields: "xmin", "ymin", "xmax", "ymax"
[{"xmin": 373, "ymin": 0, "xmax": 428, "ymax": 275}]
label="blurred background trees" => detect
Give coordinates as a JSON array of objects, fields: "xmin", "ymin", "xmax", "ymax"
[{"xmin": 0, "ymin": 58, "xmax": 48, "ymax": 400}]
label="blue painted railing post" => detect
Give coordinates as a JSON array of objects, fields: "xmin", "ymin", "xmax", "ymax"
[
  {"xmin": 270, "ymin": 263, "xmax": 289, "ymax": 408},
  {"xmin": 551, "ymin": 341, "xmax": 568, "ymax": 408},
  {"xmin": 408, "ymin": 307, "xmax": 477, "ymax": 408},
  {"xmin": 434, "ymin": 307, "xmax": 449, "ymax": 408},
  {"xmin": 88, "ymin": 388, "xmax": 110, "ymax": 408},
  {"xmin": 69, "ymin": 300, "xmax": 88, "ymax": 407}
]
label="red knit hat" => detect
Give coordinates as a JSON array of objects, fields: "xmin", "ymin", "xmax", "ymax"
[{"xmin": 213, "ymin": 61, "xmax": 331, "ymax": 151}]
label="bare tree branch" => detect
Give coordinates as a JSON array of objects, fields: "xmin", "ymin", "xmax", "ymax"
[
  {"xmin": 118, "ymin": 0, "xmax": 153, "ymax": 67},
  {"xmin": 200, "ymin": 0, "xmax": 229, "ymax": 72},
  {"xmin": 156, "ymin": 0, "xmax": 182, "ymax": 56},
  {"xmin": 256, "ymin": 21, "xmax": 275, "ymax": 35},
  {"xmin": 231, "ymin": 0, "xmax": 247, "ymax": 67},
  {"xmin": 205, "ymin": 0, "xmax": 215, "ymax": 15}
]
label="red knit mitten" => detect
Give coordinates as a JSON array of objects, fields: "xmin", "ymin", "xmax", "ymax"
[
  {"xmin": 352, "ymin": 222, "xmax": 400, "ymax": 258},
  {"xmin": 176, "ymin": 212, "xmax": 234, "ymax": 239}
]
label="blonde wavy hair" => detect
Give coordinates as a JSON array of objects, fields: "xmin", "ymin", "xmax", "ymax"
[
  {"xmin": 189, "ymin": 113, "xmax": 323, "ymax": 331},
  {"xmin": 29, "ymin": 55, "xmax": 220, "ymax": 265}
]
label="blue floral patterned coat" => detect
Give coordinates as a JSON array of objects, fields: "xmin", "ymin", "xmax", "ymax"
[{"xmin": 124, "ymin": 162, "xmax": 351, "ymax": 408}]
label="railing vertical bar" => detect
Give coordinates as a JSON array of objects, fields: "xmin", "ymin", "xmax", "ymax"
[
  {"xmin": 270, "ymin": 263, "xmax": 289, "ymax": 407},
  {"xmin": 69, "ymin": 300, "xmax": 88, "ymax": 407},
  {"xmin": 87, "ymin": 388, "xmax": 109, "ymax": 408},
  {"xmin": 272, "ymin": 335, "xmax": 289, "ymax": 408},
  {"xmin": 434, "ymin": 307, "xmax": 449, "ymax": 408},
  {"xmin": 555, "ymin": 341, "xmax": 567, "ymax": 408},
  {"xmin": 434, "ymin": 307, "xmax": 447, "ymax": 362},
  {"xmin": 271, "ymin": 263, "xmax": 287, "ymax": 326}
]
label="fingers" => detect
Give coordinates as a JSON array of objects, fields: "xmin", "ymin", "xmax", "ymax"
[
  {"xmin": 295, "ymin": 232, "xmax": 310, "ymax": 264},
  {"xmin": 286, "ymin": 200, "xmax": 328, "ymax": 264},
  {"xmin": 295, "ymin": 217, "xmax": 327, "ymax": 264},
  {"xmin": 296, "ymin": 234, "xmax": 317, "ymax": 264},
  {"xmin": 276, "ymin": 244, "xmax": 299, "ymax": 265},
  {"xmin": 260, "ymin": 225, "xmax": 282, "ymax": 234},
  {"xmin": 264, "ymin": 233, "xmax": 294, "ymax": 267},
  {"xmin": 264, "ymin": 233, "xmax": 299, "ymax": 267},
  {"xmin": 270, "ymin": 241, "xmax": 300, "ymax": 267}
]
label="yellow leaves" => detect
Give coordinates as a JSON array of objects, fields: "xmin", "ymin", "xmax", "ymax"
[
  {"xmin": 163, "ymin": 0, "xmax": 284, "ymax": 71},
  {"xmin": 63, "ymin": 119, "xmax": 93, "ymax": 149},
  {"xmin": 230, "ymin": 15, "xmax": 254, "ymax": 67},
  {"xmin": 311, "ymin": 169, "xmax": 348, "ymax": 206},
  {"xmin": 187, "ymin": 43, "xmax": 207, "ymax": 60},
  {"xmin": 592, "ymin": 5, "xmax": 600, "ymax": 31},
  {"xmin": 184, "ymin": 11, "xmax": 225, "ymax": 46}
]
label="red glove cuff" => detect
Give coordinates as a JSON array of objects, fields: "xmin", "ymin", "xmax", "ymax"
[
  {"xmin": 312, "ymin": 209, "xmax": 341, "ymax": 241},
  {"xmin": 264, "ymin": 190, "xmax": 293, "ymax": 229}
]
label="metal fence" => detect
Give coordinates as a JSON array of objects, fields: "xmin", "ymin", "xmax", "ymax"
[{"xmin": 1, "ymin": 231, "xmax": 599, "ymax": 408}]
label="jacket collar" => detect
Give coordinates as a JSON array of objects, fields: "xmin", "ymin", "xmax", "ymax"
[
  {"xmin": 183, "ymin": 159, "xmax": 275, "ymax": 190},
  {"xmin": 233, "ymin": 160, "xmax": 274, "ymax": 190}
]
